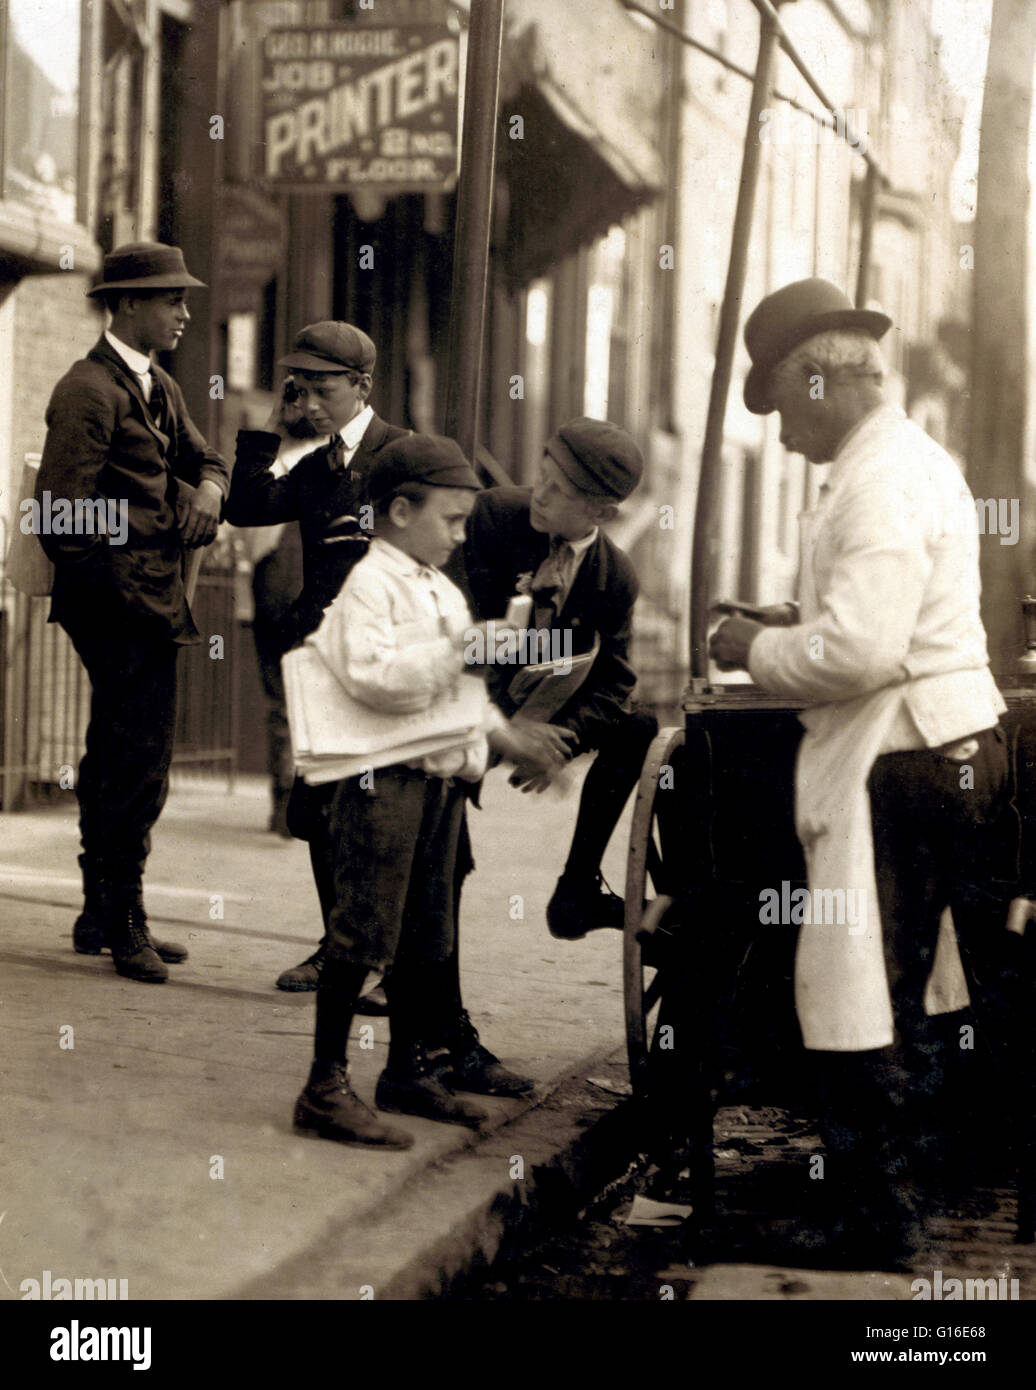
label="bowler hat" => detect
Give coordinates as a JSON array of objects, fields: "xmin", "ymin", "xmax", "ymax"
[
  {"xmin": 279, "ymin": 322, "xmax": 377, "ymax": 374},
  {"xmin": 743, "ymin": 278, "xmax": 892, "ymax": 414},
  {"xmin": 368, "ymin": 434, "xmax": 481, "ymax": 499},
  {"xmin": 545, "ymin": 418, "xmax": 643, "ymax": 501},
  {"xmin": 87, "ymin": 242, "xmax": 206, "ymax": 296}
]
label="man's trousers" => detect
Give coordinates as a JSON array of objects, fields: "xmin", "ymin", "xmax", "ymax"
[{"xmin": 60, "ymin": 606, "xmax": 179, "ymax": 894}]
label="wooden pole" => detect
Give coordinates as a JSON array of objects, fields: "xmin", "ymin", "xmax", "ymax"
[
  {"xmin": 443, "ymin": 0, "xmax": 506, "ymax": 462},
  {"xmin": 968, "ymin": 0, "xmax": 1036, "ymax": 675},
  {"xmin": 855, "ymin": 160, "xmax": 878, "ymax": 308},
  {"xmin": 689, "ymin": 12, "xmax": 780, "ymax": 677}
]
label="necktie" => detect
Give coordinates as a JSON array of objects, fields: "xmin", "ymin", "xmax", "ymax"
[
  {"xmin": 147, "ymin": 371, "xmax": 167, "ymax": 431},
  {"xmin": 531, "ymin": 538, "xmax": 571, "ymax": 627},
  {"xmin": 327, "ymin": 435, "xmax": 347, "ymax": 472}
]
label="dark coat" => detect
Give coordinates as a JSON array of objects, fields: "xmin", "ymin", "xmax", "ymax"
[
  {"xmin": 446, "ymin": 485, "xmax": 640, "ymax": 750},
  {"xmin": 225, "ymin": 415, "xmax": 409, "ymax": 647},
  {"xmin": 37, "ymin": 337, "xmax": 231, "ymax": 642}
]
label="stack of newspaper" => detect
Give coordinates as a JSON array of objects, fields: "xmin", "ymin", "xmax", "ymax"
[{"xmin": 282, "ymin": 644, "xmax": 490, "ymax": 784}]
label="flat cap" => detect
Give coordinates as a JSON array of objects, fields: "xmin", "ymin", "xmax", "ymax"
[
  {"xmin": 279, "ymin": 321, "xmax": 377, "ymax": 374},
  {"xmin": 368, "ymin": 434, "xmax": 481, "ymax": 500},
  {"xmin": 87, "ymin": 241, "xmax": 206, "ymax": 296},
  {"xmin": 545, "ymin": 417, "xmax": 643, "ymax": 501}
]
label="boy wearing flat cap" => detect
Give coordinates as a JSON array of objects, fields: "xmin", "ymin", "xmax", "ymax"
[
  {"xmin": 293, "ymin": 435, "xmax": 562, "ymax": 1147},
  {"xmin": 446, "ymin": 417, "xmax": 658, "ymax": 945},
  {"xmin": 225, "ymin": 322, "xmax": 409, "ymax": 1000},
  {"xmin": 37, "ymin": 241, "xmax": 230, "ymax": 982}
]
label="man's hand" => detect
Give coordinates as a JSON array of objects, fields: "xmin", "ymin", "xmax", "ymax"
[
  {"xmin": 263, "ymin": 377, "xmax": 308, "ymax": 437},
  {"xmin": 709, "ymin": 615, "xmax": 764, "ymax": 672},
  {"xmin": 179, "ymin": 479, "xmax": 223, "ymax": 548},
  {"xmin": 751, "ymin": 602, "xmax": 799, "ymax": 627},
  {"xmin": 508, "ymin": 719, "xmax": 578, "ymax": 793},
  {"xmin": 711, "ymin": 598, "xmax": 799, "ymax": 626},
  {"xmin": 489, "ymin": 716, "xmax": 576, "ymax": 787}
]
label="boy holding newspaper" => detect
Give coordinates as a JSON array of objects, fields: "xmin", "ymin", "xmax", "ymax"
[{"xmin": 286, "ymin": 434, "xmax": 569, "ymax": 1148}]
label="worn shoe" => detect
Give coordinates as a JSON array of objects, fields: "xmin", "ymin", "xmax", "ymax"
[
  {"xmin": 73, "ymin": 905, "xmax": 188, "ymax": 964},
  {"xmin": 110, "ymin": 908, "xmax": 168, "ymax": 984},
  {"xmin": 376, "ymin": 1045, "xmax": 488, "ymax": 1128},
  {"xmin": 294, "ymin": 1062, "xmax": 413, "ymax": 1149},
  {"xmin": 436, "ymin": 1010, "xmax": 535, "ymax": 1097},
  {"xmin": 276, "ymin": 945, "xmax": 326, "ymax": 992},
  {"xmin": 547, "ymin": 871, "xmax": 625, "ymax": 940},
  {"xmin": 354, "ymin": 978, "xmax": 390, "ymax": 1016}
]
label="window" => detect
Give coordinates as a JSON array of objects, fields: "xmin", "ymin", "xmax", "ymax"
[{"xmin": 1, "ymin": 0, "xmax": 81, "ymax": 222}]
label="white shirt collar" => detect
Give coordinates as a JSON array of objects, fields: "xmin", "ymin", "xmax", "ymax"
[
  {"xmin": 338, "ymin": 404, "xmax": 375, "ymax": 454},
  {"xmin": 556, "ymin": 526, "xmax": 598, "ymax": 558},
  {"xmin": 827, "ymin": 403, "xmax": 904, "ymax": 489},
  {"xmin": 105, "ymin": 329, "xmax": 152, "ymax": 379},
  {"xmin": 367, "ymin": 535, "xmax": 437, "ymax": 578}
]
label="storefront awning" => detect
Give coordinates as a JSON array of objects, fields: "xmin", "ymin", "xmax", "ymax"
[{"xmin": 497, "ymin": 0, "xmax": 665, "ymax": 286}]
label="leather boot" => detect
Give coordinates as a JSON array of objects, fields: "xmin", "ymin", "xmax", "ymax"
[
  {"xmin": 433, "ymin": 1010, "xmax": 534, "ymax": 1097},
  {"xmin": 376, "ymin": 1043, "xmax": 488, "ymax": 1128},
  {"xmin": 73, "ymin": 869, "xmax": 187, "ymax": 965},
  {"xmin": 294, "ymin": 1061, "xmax": 413, "ymax": 1149},
  {"xmin": 276, "ymin": 942, "xmax": 326, "ymax": 992},
  {"xmin": 109, "ymin": 896, "xmax": 168, "ymax": 984}
]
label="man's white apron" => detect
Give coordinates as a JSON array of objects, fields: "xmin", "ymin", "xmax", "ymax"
[{"xmin": 792, "ymin": 507, "xmax": 970, "ymax": 1052}]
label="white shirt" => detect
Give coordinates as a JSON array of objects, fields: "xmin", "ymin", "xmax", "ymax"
[
  {"xmin": 335, "ymin": 404, "xmax": 374, "ymax": 467},
  {"xmin": 748, "ymin": 404, "xmax": 1005, "ymax": 746},
  {"xmin": 310, "ymin": 536, "xmax": 502, "ymax": 775},
  {"xmin": 105, "ymin": 330, "xmax": 154, "ymax": 401},
  {"xmin": 553, "ymin": 526, "xmax": 597, "ymax": 612}
]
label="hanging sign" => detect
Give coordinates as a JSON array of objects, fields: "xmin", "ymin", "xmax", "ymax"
[{"xmin": 260, "ymin": 25, "xmax": 460, "ymax": 191}]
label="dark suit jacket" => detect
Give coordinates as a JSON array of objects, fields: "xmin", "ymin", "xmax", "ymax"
[
  {"xmin": 37, "ymin": 337, "xmax": 230, "ymax": 642},
  {"xmin": 224, "ymin": 414, "xmax": 410, "ymax": 647},
  {"xmin": 446, "ymin": 486, "xmax": 640, "ymax": 750}
]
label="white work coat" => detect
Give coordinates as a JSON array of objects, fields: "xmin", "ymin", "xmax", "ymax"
[{"xmin": 749, "ymin": 405, "xmax": 1006, "ymax": 1050}]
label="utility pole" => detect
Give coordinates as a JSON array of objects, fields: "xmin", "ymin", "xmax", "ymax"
[
  {"xmin": 443, "ymin": 0, "xmax": 505, "ymax": 463},
  {"xmin": 968, "ymin": 0, "xmax": 1036, "ymax": 674}
]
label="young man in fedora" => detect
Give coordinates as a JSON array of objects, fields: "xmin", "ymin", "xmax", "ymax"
[
  {"xmin": 224, "ymin": 322, "xmax": 408, "ymax": 1006},
  {"xmin": 37, "ymin": 241, "xmax": 231, "ymax": 982},
  {"xmin": 710, "ymin": 277, "xmax": 1025, "ymax": 1264}
]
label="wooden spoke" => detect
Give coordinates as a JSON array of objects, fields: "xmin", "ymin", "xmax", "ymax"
[{"xmin": 624, "ymin": 725, "xmax": 685, "ymax": 1099}]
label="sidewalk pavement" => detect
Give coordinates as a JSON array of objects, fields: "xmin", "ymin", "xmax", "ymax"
[{"xmin": 0, "ymin": 765, "xmax": 633, "ymax": 1301}]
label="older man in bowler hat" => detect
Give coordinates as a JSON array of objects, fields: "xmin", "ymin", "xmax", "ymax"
[
  {"xmin": 37, "ymin": 242, "xmax": 231, "ymax": 982},
  {"xmin": 224, "ymin": 322, "xmax": 409, "ymax": 1003},
  {"xmin": 710, "ymin": 278, "xmax": 1024, "ymax": 1263}
]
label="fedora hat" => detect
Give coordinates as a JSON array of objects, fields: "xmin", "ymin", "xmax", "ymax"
[
  {"xmin": 87, "ymin": 242, "xmax": 206, "ymax": 297},
  {"xmin": 743, "ymin": 278, "xmax": 891, "ymax": 414}
]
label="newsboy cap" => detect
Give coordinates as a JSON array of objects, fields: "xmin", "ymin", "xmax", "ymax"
[
  {"xmin": 279, "ymin": 321, "xmax": 377, "ymax": 374},
  {"xmin": 368, "ymin": 434, "xmax": 481, "ymax": 500},
  {"xmin": 544, "ymin": 418, "xmax": 644, "ymax": 501},
  {"xmin": 743, "ymin": 277, "xmax": 892, "ymax": 414},
  {"xmin": 87, "ymin": 242, "xmax": 206, "ymax": 297}
]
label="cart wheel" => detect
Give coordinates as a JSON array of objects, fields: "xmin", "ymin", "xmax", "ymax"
[{"xmin": 624, "ymin": 725, "xmax": 685, "ymax": 1100}]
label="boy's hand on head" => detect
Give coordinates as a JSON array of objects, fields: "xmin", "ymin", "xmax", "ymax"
[{"xmin": 264, "ymin": 378, "xmax": 307, "ymax": 437}]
